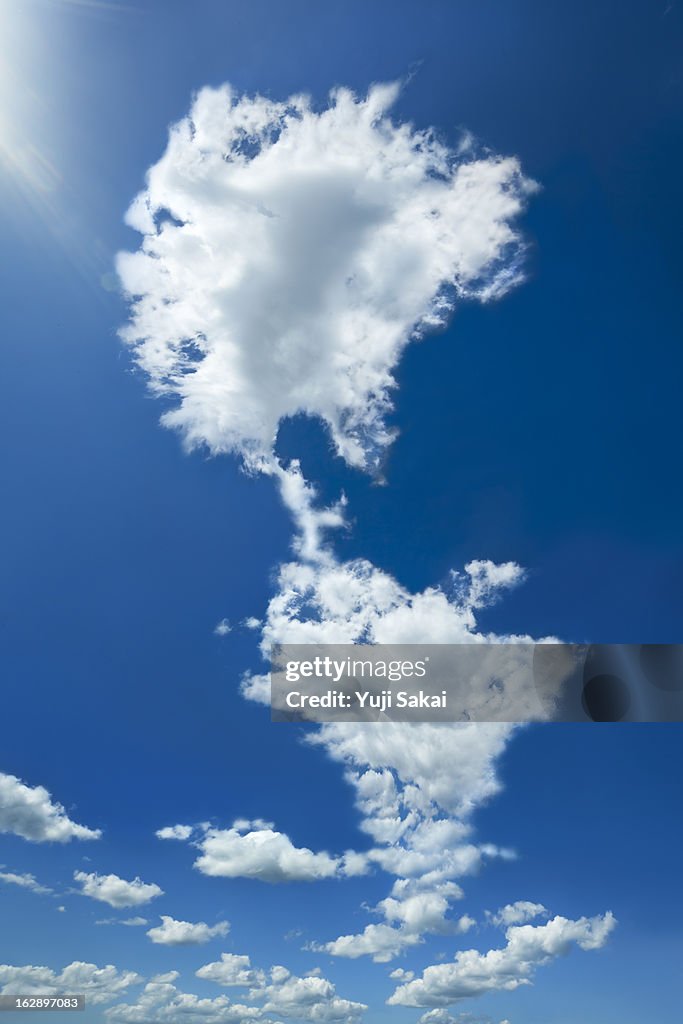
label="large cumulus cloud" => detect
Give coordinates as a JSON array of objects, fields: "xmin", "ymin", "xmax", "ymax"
[{"xmin": 117, "ymin": 82, "xmax": 535, "ymax": 471}]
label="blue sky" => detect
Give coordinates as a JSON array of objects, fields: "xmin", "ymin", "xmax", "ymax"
[{"xmin": 0, "ymin": 1, "xmax": 682, "ymax": 1022}]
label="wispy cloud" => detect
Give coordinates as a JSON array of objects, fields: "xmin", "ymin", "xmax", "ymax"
[
  {"xmin": 95, "ymin": 916, "xmax": 148, "ymax": 927},
  {"xmin": 0, "ymin": 869, "xmax": 52, "ymax": 895}
]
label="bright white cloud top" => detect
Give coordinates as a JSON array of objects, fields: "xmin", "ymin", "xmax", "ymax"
[
  {"xmin": 118, "ymin": 82, "xmax": 535, "ymax": 471},
  {"xmin": 0, "ymin": 772, "xmax": 101, "ymax": 843}
]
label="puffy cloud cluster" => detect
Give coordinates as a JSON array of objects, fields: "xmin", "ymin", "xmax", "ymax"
[
  {"xmin": 0, "ymin": 772, "xmax": 101, "ymax": 843},
  {"xmin": 0, "ymin": 962, "xmax": 141, "ymax": 1005},
  {"xmin": 257, "ymin": 965, "xmax": 366, "ymax": 1023},
  {"xmin": 116, "ymin": 75, "xmax": 614, "ymax": 1019},
  {"xmin": 196, "ymin": 953, "xmax": 266, "ymax": 989},
  {"xmin": 237, "ymin": 471, "xmax": 531, "ymax": 960},
  {"xmin": 106, "ymin": 974, "xmax": 259, "ymax": 1024},
  {"xmin": 146, "ymin": 915, "xmax": 229, "ymax": 946},
  {"xmin": 1, "ymin": 956, "xmax": 365, "ymax": 1024},
  {"xmin": 118, "ymin": 82, "xmax": 535, "ymax": 471},
  {"xmin": 117, "ymin": 75, "xmax": 551, "ymax": 971},
  {"xmin": 197, "ymin": 956, "xmax": 367, "ymax": 1024},
  {"xmin": 106, "ymin": 959, "xmax": 365, "ymax": 1024},
  {"xmin": 388, "ymin": 912, "xmax": 617, "ymax": 1006},
  {"xmin": 73, "ymin": 870, "xmax": 163, "ymax": 908}
]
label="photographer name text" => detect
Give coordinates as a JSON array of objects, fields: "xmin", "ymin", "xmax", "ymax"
[{"xmin": 285, "ymin": 689, "xmax": 447, "ymax": 711}]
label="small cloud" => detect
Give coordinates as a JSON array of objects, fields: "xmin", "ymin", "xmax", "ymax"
[
  {"xmin": 0, "ymin": 772, "xmax": 101, "ymax": 843},
  {"xmin": 74, "ymin": 870, "xmax": 163, "ymax": 908},
  {"xmin": 150, "ymin": 971, "xmax": 180, "ymax": 984},
  {"xmin": 147, "ymin": 915, "xmax": 230, "ymax": 946},
  {"xmin": 455, "ymin": 914, "xmax": 476, "ymax": 933},
  {"xmin": 487, "ymin": 901, "xmax": 547, "ymax": 929},
  {"xmin": 155, "ymin": 824, "xmax": 193, "ymax": 841},
  {"xmin": 213, "ymin": 618, "xmax": 232, "ymax": 636}
]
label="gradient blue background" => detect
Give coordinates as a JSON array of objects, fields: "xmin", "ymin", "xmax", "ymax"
[{"xmin": 1, "ymin": 2, "xmax": 682, "ymax": 1022}]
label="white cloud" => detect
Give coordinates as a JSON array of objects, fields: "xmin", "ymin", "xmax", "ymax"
[
  {"xmin": 0, "ymin": 869, "xmax": 51, "ymax": 895},
  {"xmin": 196, "ymin": 955, "xmax": 366, "ymax": 1024},
  {"xmin": 115, "ymin": 76, "xmax": 611, "ymax": 1011},
  {"xmin": 196, "ymin": 953, "xmax": 266, "ymax": 989},
  {"xmin": 315, "ymin": 923, "xmax": 423, "ymax": 963},
  {"xmin": 455, "ymin": 915, "xmax": 477, "ymax": 934},
  {"xmin": 214, "ymin": 618, "xmax": 232, "ymax": 636},
  {"xmin": 488, "ymin": 901, "xmax": 547, "ymax": 928},
  {"xmin": 235, "ymin": 448, "xmax": 586, "ymax": 967},
  {"xmin": 0, "ymin": 772, "xmax": 101, "ymax": 843},
  {"xmin": 309, "ymin": 890, "xmax": 477, "ymax": 963},
  {"xmin": 146, "ymin": 915, "xmax": 230, "ymax": 945},
  {"xmin": 106, "ymin": 958, "xmax": 365, "ymax": 1024},
  {"xmin": 241, "ymin": 477, "xmax": 534, "ymax": 959},
  {"xmin": 192, "ymin": 819, "xmax": 347, "ymax": 883},
  {"xmin": 259, "ymin": 967, "xmax": 366, "ymax": 1023},
  {"xmin": 388, "ymin": 912, "xmax": 617, "ymax": 1006},
  {"xmin": 73, "ymin": 871, "xmax": 163, "ymax": 909},
  {"xmin": 155, "ymin": 824, "xmax": 193, "ymax": 841},
  {"xmin": 0, "ymin": 962, "xmax": 141, "ymax": 1005},
  {"xmin": 118, "ymin": 82, "xmax": 535, "ymax": 472},
  {"xmin": 106, "ymin": 978, "xmax": 260, "ymax": 1024}
]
